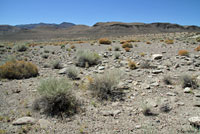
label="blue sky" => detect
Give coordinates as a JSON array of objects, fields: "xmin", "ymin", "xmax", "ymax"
[{"xmin": 0, "ymin": 0, "xmax": 200, "ymax": 26}]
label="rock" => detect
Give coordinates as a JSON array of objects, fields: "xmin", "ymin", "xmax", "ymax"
[
  {"xmin": 152, "ymin": 54, "xmax": 163, "ymax": 60},
  {"xmin": 174, "ymin": 64, "xmax": 180, "ymax": 68},
  {"xmin": 177, "ymin": 102, "xmax": 185, "ymax": 106},
  {"xmin": 166, "ymin": 92, "xmax": 176, "ymax": 96},
  {"xmin": 188, "ymin": 117, "xmax": 200, "ymax": 127},
  {"xmin": 184, "ymin": 87, "xmax": 192, "ymax": 93},
  {"xmin": 58, "ymin": 68, "xmax": 67, "ymax": 74},
  {"xmin": 135, "ymin": 125, "xmax": 141, "ymax": 129},
  {"xmin": 98, "ymin": 66, "xmax": 105, "ymax": 70},
  {"xmin": 38, "ymin": 119, "xmax": 51, "ymax": 129},
  {"xmin": 0, "ymin": 82, "xmax": 2, "ymax": 85},
  {"xmin": 150, "ymin": 82, "xmax": 159, "ymax": 86},
  {"xmin": 143, "ymin": 84, "xmax": 151, "ymax": 89},
  {"xmin": 152, "ymin": 70, "xmax": 163, "ymax": 74},
  {"xmin": 13, "ymin": 117, "xmax": 36, "ymax": 125},
  {"xmin": 195, "ymin": 93, "xmax": 200, "ymax": 97},
  {"xmin": 101, "ymin": 110, "xmax": 121, "ymax": 116}
]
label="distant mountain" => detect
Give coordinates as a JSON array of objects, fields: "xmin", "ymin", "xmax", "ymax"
[
  {"xmin": 0, "ymin": 22, "xmax": 200, "ymax": 41},
  {"xmin": 15, "ymin": 22, "xmax": 75, "ymax": 29}
]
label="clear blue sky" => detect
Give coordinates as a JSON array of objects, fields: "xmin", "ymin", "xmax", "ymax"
[{"xmin": 0, "ymin": 0, "xmax": 200, "ymax": 26}]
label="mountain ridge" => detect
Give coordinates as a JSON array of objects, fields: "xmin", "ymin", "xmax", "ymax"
[{"xmin": 0, "ymin": 22, "xmax": 200, "ymax": 41}]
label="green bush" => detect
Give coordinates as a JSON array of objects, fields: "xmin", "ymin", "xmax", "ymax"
[
  {"xmin": 76, "ymin": 50, "xmax": 101, "ymax": 67},
  {"xmin": 33, "ymin": 78, "xmax": 79, "ymax": 116},
  {"xmin": 114, "ymin": 46, "xmax": 120, "ymax": 51},
  {"xmin": 51, "ymin": 61, "xmax": 63, "ymax": 69},
  {"xmin": 180, "ymin": 75, "xmax": 199, "ymax": 89},
  {"xmin": 15, "ymin": 44, "xmax": 28, "ymax": 52},
  {"xmin": 66, "ymin": 67, "xmax": 79, "ymax": 80},
  {"xmin": 88, "ymin": 70, "xmax": 124, "ymax": 101},
  {"xmin": 0, "ymin": 60, "xmax": 39, "ymax": 79}
]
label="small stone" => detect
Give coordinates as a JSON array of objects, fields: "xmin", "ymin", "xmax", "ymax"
[
  {"xmin": 150, "ymin": 82, "xmax": 159, "ymax": 86},
  {"xmin": 177, "ymin": 102, "xmax": 185, "ymax": 106},
  {"xmin": 13, "ymin": 117, "xmax": 36, "ymax": 125},
  {"xmin": 98, "ymin": 66, "xmax": 105, "ymax": 70},
  {"xmin": 58, "ymin": 68, "xmax": 67, "ymax": 74},
  {"xmin": 135, "ymin": 125, "xmax": 141, "ymax": 129},
  {"xmin": 152, "ymin": 54, "xmax": 163, "ymax": 60},
  {"xmin": 143, "ymin": 84, "xmax": 151, "ymax": 89},
  {"xmin": 184, "ymin": 87, "xmax": 192, "ymax": 93},
  {"xmin": 188, "ymin": 117, "xmax": 200, "ymax": 127},
  {"xmin": 166, "ymin": 92, "xmax": 176, "ymax": 96},
  {"xmin": 152, "ymin": 70, "xmax": 163, "ymax": 74}
]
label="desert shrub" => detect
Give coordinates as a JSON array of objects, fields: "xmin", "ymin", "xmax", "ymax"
[
  {"xmin": 140, "ymin": 61, "xmax": 152, "ymax": 69},
  {"xmin": 88, "ymin": 70, "xmax": 123, "ymax": 101},
  {"xmin": 114, "ymin": 52, "xmax": 120, "ymax": 59},
  {"xmin": 196, "ymin": 37, "xmax": 200, "ymax": 42},
  {"xmin": 146, "ymin": 41, "xmax": 151, "ymax": 44},
  {"xmin": 61, "ymin": 44, "xmax": 65, "ymax": 49},
  {"xmin": 44, "ymin": 49, "xmax": 50, "ymax": 53},
  {"xmin": 14, "ymin": 44, "xmax": 28, "ymax": 52},
  {"xmin": 51, "ymin": 61, "xmax": 63, "ymax": 69},
  {"xmin": 0, "ymin": 60, "xmax": 38, "ymax": 79},
  {"xmin": 194, "ymin": 45, "xmax": 200, "ymax": 51},
  {"xmin": 140, "ymin": 52, "xmax": 146, "ymax": 57},
  {"xmin": 163, "ymin": 75, "xmax": 173, "ymax": 85},
  {"xmin": 66, "ymin": 67, "xmax": 79, "ymax": 80},
  {"xmin": 76, "ymin": 50, "xmax": 101, "ymax": 67},
  {"xmin": 124, "ymin": 47, "xmax": 130, "ymax": 52},
  {"xmin": 33, "ymin": 78, "xmax": 78, "ymax": 117},
  {"xmin": 114, "ymin": 46, "xmax": 120, "ymax": 51},
  {"xmin": 122, "ymin": 42, "xmax": 133, "ymax": 48},
  {"xmin": 165, "ymin": 39, "xmax": 174, "ymax": 44},
  {"xmin": 180, "ymin": 75, "xmax": 199, "ymax": 89},
  {"xmin": 128, "ymin": 60, "xmax": 137, "ymax": 70},
  {"xmin": 178, "ymin": 50, "xmax": 189, "ymax": 56},
  {"xmin": 42, "ymin": 54, "xmax": 49, "ymax": 59},
  {"xmin": 70, "ymin": 45, "xmax": 75, "ymax": 49},
  {"xmin": 99, "ymin": 38, "xmax": 111, "ymax": 45},
  {"xmin": 108, "ymin": 47, "xmax": 112, "ymax": 51}
]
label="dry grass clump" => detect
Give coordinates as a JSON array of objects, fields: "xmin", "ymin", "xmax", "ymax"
[
  {"xmin": 165, "ymin": 39, "xmax": 174, "ymax": 44},
  {"xmin": 178, "ymin": 50, "xmax": 189, "ymax": 56},
  {"xmin": 76, "ymin": 50, "xmax": 101, "ymax": 67},
  {"xmin": 33, "ymin": 78, "xmax": 79, "ymax": 117},
  {"xmin": 122, "ymin": 42, "xmax": 133, "ymax": 48},
  {"xmin": 70, "ymin": 45, "xmax": 76, "ymax": 49},
  {"xmin": 180, "ymin": 75, "xmax": 199, "ymax": 89},
  {"xmin": 0, "ymin": 60, "xmax": 38, "ymax": 79},
  {"xmin": 99, "ymin": 38, "xmax": 111, "ymax": 45},
  {"xmin": 196, "ymin": 37, "xmax": 200, "ymax": 42},
  {"xmin": 128, "ymin": 60, "xmax": 137, "ymax": 70},
  {"xmin": 163, "ymin": 75, "xmax": 173, "ymax": 85},
  {"xmin": 120, "ymin": 40, "xmax": 140, "ymax": 44},
  {"xmin": 124, "ymin": 47, "xmax": 131, "ymax": 52},
  {"xmin": 88, "ymin": 70, "xmax": 123, "ymax": 101},
  {"xmin": 194, "ymin": 45, "xmax": 200, "ymax": 51}
]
